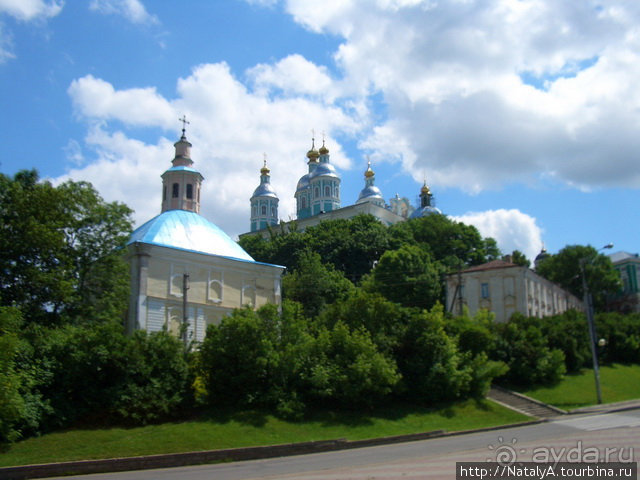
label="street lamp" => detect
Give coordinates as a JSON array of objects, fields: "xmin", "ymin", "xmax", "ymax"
[{"xmin": 580, "ymin": 243, "xmax": 613, "ymax": 405}]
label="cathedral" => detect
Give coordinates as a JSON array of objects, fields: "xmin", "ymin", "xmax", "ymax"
[
  {"xmin": 245, "ymin": 137, "xmax": 441, "ymax": 237},
  {"xmin": 126, "ymin": 124, "xmax": 284, "ymax": 343}
]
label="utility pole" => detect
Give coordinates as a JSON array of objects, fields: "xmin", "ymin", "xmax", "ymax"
[{"xmin": 183, "ymin": 273, "xmax": 190, "ymax": 349}]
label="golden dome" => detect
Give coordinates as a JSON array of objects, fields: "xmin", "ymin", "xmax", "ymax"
[
  {"xmin": 319, "ymin": 140, "xmax": 329, "ymax": 155},
  {"xmin": 421, "ymin": 182, "xmax": 431, "ymax": 195},
  {"xmin": 364, "ymin": 161, "xmax": 374, "ymax": 178},
  {"xmin": 260, "ymin": 156, "xmax": 270, "ymax": 175},
  {"xmin": 306, "ymin": 139, "xmax": 319, "ymax": 160}
]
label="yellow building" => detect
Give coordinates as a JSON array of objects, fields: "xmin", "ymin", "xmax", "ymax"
[{"xmin": 127, "ymin": 125, "xmax": 284, "ymax": 343}]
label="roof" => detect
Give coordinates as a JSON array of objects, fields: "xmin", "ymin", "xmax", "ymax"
[
  {"xmin": 460, "ymin": 259, "xmax": 521, "ymax": 273},
  {"xmin": 252, "ymin": 181, "xmax": 278, "ymax": 199},
  {"xmin": 609, "ymin": 251, "xmax": 640, "ymax": 264},
  {"xmin": 162, "ymin": 165, "xmax": 202, "ymax": 174},
  {"xmin": 128, "ymin": 210, "xmax": 255, "ymax": 262}
]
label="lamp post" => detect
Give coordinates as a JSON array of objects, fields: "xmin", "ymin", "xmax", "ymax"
[{"xmin": 580, "ymin": 243, "xmax": 613, "ymax": 405}]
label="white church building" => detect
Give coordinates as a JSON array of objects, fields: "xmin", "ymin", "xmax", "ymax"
[{"xmin": 126, "ymin": 124, "xmax": 284, "ymax": 343}]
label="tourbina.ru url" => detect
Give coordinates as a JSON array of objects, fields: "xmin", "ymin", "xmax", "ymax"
[{"xmin": 456, "ymin": 462, "xmax": 637, "ymax": 479}]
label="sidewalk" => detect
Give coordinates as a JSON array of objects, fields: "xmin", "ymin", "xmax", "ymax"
[{"xmin": 569, "ymin": 398, "xmax": 640, "ymax": 415}]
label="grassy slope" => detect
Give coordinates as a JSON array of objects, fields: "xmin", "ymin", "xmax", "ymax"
[
  {"xmin": 0, "ymin": 399, "xmax": 528, "ymax": 467},
  {"xmin": 519, "ymin": 363, "xmax": 640, "ymax": 410}
]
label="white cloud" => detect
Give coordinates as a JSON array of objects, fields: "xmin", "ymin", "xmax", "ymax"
[
  {"xmin": 248, "ymin": 54, "xmax": 335, "ymax": 99},
  {"xmin": 279, "ymin": 0, "xmax": 640, "ymax": 191},
  {"xmin": 89, "ymin": 0, "xmax": 158, "ymax": 25},
  {"xmin": 62, "ymin": 63, "xmax": 361, "ymax": 236},
  {"xmin": 0, "ymin": 0, "xmax": 63, "ymax": 21},
  {"xmin": 68, "ymin": 75, "xmax": 175, "ymax": 128},
  {"xmin": 0, "ymin": 0, "xmax": 62, "ymax": 63},
  {"xmin": 453, "ymin": 209, "xmax": 543, "ymax": 262}
]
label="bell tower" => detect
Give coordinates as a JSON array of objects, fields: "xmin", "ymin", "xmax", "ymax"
[{"xmin": 161, "ymin": 116, "xmax": 204, "ymax": 214}]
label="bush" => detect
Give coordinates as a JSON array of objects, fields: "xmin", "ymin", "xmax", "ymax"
[
  {"xmin": 0, "ymin": 307, "xmax": 25, "ymax": 443},
  {"xmin": 17, "ymin": 322, "xmax": 191, "ymax": 434},
  {"xmin": 396, "ymin": 307, "xmax": 473, "ymax": 403},
  {"xmin": 491, "ymin": 314, "xmax": 566, "ymax": 386}
]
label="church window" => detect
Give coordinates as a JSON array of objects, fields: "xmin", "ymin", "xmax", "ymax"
[
  {"xmin": 242, "ymin": 284, "xmax": 256, "ymax": 307},
  {"xmin": 301, "ymin": 197, "xmax": 307, "ymax": 209},
  {"xmin": 208, "ymin": 271, "xmax": 224, "ymax": 303},
  {"xmin": 325, "ymin": 185, "xmax": 331, "ymax": 197},
  {"xmin": 271, "ymin": 206, "xmax": 275, "ymax": 216},
  {"xmin": 172, "ymin": 183, "xmax": 179, "ymax": 198},
  {"xmin": 261, "ymin": 205, "xmax": 267, "ymax": 215},
  {"xmin": 314, "ymin": 186, "xmax": 319, "ymax": 198},
  {"xmin": 186, "ymin": 183, "xmax": 193, "ymax": 199},
  {"xmin": 163, "ymin": 186, "xmax": 166, "ymax": 201}
]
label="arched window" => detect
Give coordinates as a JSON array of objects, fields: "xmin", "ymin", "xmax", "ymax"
[
  {"xmin": 186, "ymin": 183, "xmax": 193, "ymax": 199},
  {"xmin": 172, "ymin": 183, "xmax": 179, "ymax": 198},
  {"xmin": 314, "ymin": 187, "xmax": 319, "ymax": 198},
  {"xmin": 271, "ymin": 206, "xmax": 276, "ymax": 216},
  {"xmin": 301, "ymin": 197, "xmax": 307, "ymax": 209},
  {"xmin": 325, "ymin": 185, "xmax": 331, "ymax": 197},
  {"xmin": 261, "ymin": 205, "xmax": 267, "ymax": 215}
]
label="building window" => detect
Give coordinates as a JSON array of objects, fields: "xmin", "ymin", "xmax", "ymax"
[
  {"xmin": 481, "ymin": 283, "xmax": 490, "ymax": 299},
  {"xmin": 271, "ymin": 206, "xmax": 275, "ymax": 216},
  {"xmin": 186, "ymin": 183, "xmax": 193, "ymax": 199},
  {"xmin": 301, "ymin": 197, "xmax": 307, "ymax": 209},
  {"xmin": 172, "ymin": 183, "xmax": 179, "ymax": 198},
  {"xmin": 314, "ymin": 186, "xmax": 319, "ymax": 198},
  {"xmin": 261, "ymin": 205, "xmax": 267, "ymax": 215},
  {"xmin": 325, "ymin": 185, "xmax": 331, "ymax": 197},
  {"xmin": 163, "ymin": 186, "xmax": 166, "ymax": 201}
]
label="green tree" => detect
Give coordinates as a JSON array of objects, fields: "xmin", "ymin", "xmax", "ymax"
[
  {"xmin": 395, "ymin": 307, "xmax": 473, "ymax": 403},
  {"xmin": 365, "ymin": 245, "xmax": 444, "ymax": 309},
  {"xmin": 491, "ymin": 314, "xmax": 566, "ymax": 386},
  {"xmin": 510, "ymin": 250, "xmax": 530, "ymax": 268},
  {"xmin": 389, "ymin": 214, "xmax": 500, "ymax": 268},
  {"xmin": 318, "ymin": 289, "xmax": 413, "ymax": 354},
  {"xmin": 303, "ymin": 322, "xmax": 400, "ymax": 408},
  {"xmin": 0, "ymin": 307, "xmax": 25, "ymax": 443},
  {"xmin": 0, "ymin": 170, "xmax": 133, "ymax": 325},
  {"xmin": 305, "ymin": 215, "xmax": 391, "ymax": 281},
  {"xmin": 535, "ymin": 245, "xmax": 620, "ymax": 310},
  {"xmin": 198, "ymin": 308, "xmax": 278, "ymax": 407},
  {"xmin": 282, "ymin": 249, "xmax": 354, "ymax": 318}
]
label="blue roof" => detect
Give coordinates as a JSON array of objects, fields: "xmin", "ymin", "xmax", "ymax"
[
  {"xmin": 163, "ymin": 166, "xmax": 201, "ymax": 174},
  {"xmin": 252, "ymin": 182, "xmax": 278, "ymax": 199},
  {"xmin": 128, "ymin": 210, "xmax": 255, "ymax": 262},
  {"xmin": 410, "ymin": 205, "xmax": 442, "ymax": 218},
  {"xmin": 357, "ymin": 185, "xmax": 383, "ymax": 203}
]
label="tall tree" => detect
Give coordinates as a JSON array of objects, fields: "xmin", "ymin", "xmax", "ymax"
[
  {"xmin": 535, "ymin": 245, "xmax": 620, "ymax": 310},
  {"xmin": 389, "ymin": 214, "xmax": 500, "ymax": 268},
  {"xmin": 0, "ymin": 170, "xmax": 133, "ymax": 325},
  {"xmin": 365, "ymin": 245, "xmax": 444, "ymax": 309},
  {"xmin": 282, "ymin": 249, "xmax": 354, "ymax": 318}
]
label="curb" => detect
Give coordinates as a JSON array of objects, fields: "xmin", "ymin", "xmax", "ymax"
[{"xmin": 0, "ymin": 420, "xmax": 548, "ymax": 480}]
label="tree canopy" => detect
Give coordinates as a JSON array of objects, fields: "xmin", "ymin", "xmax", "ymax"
[
  {"xmin": 0, "ymin": 170, "xmax": 133, "ymax": 325},
  {"xmin": 535, "ymin": 245, "xmax": 620, "ymax": 310}
]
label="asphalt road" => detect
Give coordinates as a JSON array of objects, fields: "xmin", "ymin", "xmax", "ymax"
[{"xmin": 49, "ymin": 409, "xmax": 640, "ymax": 480}]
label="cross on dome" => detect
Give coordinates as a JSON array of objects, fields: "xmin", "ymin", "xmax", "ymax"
[{"xmin": 179, "ymin": 115, "xmax": 190, "ymax": 138}]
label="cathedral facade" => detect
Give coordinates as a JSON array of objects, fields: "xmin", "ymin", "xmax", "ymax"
[{"xmin": 244, "ymin": 138, "xmax": 441, "ymax": 238}]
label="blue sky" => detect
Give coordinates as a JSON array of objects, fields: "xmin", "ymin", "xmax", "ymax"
[{"xmin": 1, "ymin": 0, "xmax": 638, "ymax": 262}]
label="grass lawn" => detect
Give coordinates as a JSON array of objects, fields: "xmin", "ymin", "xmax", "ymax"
[
  {"xmin": 0, "ymin": 399, "xmax": 528, "ymax": 467},
  {"xmin": 519, "ymin": 363, "xmax": 640, "ymax": 411}
]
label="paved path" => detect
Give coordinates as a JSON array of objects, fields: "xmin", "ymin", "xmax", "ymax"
[{"xmin": 50, "ymin": 407, "xmax": 640, "ymax": 480}]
